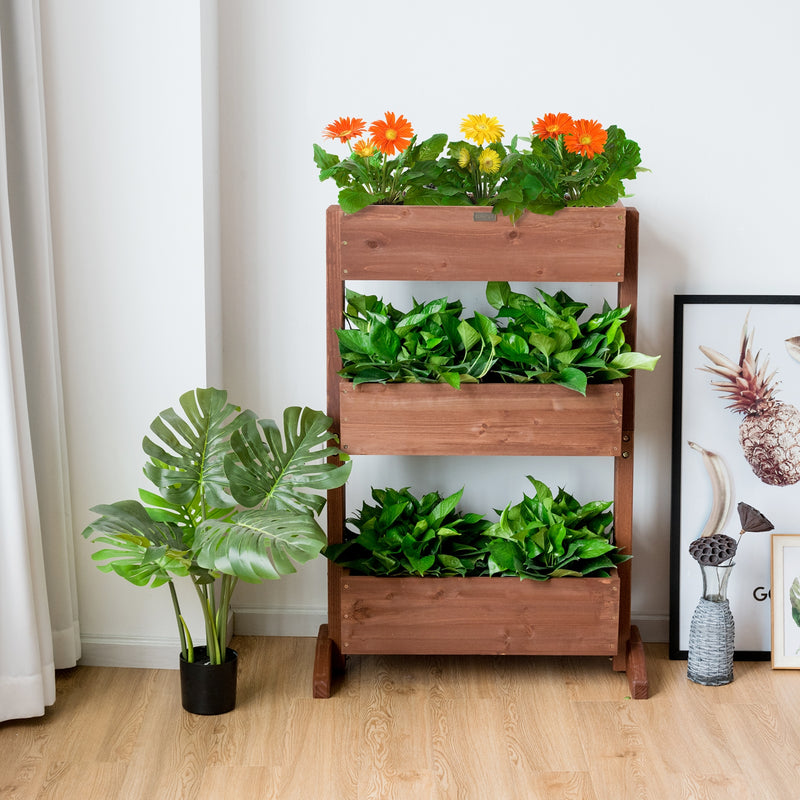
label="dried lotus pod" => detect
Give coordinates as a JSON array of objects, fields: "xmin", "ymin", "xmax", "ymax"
[
  {"xmin": 737, "ymin": 502, "xmax": 774, "ymax": 533},
  {"xmin": 688, "ymin": 533, "xmax": 738, "ymax": 565}
]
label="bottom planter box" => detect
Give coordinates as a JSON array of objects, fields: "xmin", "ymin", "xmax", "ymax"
[{"xmin": 338, "ymin": 574, "xmax": 621, "ymax": 657}]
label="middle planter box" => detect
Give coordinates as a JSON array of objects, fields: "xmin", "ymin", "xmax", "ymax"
[{"xmin": 338, "ymin": 381, "xmax": 624, "ymax": 456}]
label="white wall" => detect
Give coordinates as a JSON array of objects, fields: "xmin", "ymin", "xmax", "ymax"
[
  {"xmin": 40, "ymin": 0, "xmax": 800, "ymax": 663},
  {"xmin": 41, "ymin": 1, "xmax": 213, "ymax": 665},
  {"xmin": 218, "ymin": 0, "xmax": 800, "ymax": 643}
]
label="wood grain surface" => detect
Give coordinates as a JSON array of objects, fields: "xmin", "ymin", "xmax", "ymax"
[
  {"xmin": 3, "ymin": 636, "xmax": 799, "ymax": 799},
  {"xmin": 338, "ymin": 382, "xmax": 624, "ymax": 456},
  {"xmin": 335, "ymin": 205, "xmax": 627, "ymax": 282},
  {"xmin": 339, "ymin": 576, "xmax": 620, "ymax": 656}
]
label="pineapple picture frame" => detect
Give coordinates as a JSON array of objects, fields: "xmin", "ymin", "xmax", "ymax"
[{"xmin": 670, "ymin": 295, "xmax": 800, "ymax": 660}]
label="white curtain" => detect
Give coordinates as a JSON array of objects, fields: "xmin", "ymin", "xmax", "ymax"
[{"xmin": 0, "ymin": 0, "xmax": 79, "ymax": 722}]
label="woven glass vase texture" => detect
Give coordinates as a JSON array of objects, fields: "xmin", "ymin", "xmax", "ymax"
[{"xmin": 687, "ymin": 563, "xmax": 735, "ymax": 686}]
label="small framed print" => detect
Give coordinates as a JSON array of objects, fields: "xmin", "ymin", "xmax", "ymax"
[{"xmin": 771, "ymin": 534, "xmax": 800, "ymax": 668}]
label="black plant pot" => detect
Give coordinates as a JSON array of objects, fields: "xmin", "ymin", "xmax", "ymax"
[{"xmin": 179, "ymin": 646, "xmax": 238, "ymax": 715}]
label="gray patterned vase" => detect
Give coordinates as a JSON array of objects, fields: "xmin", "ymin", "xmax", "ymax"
[{"xmin": 687, "ymin": 563, "xmax": 735, "ymax": 686}]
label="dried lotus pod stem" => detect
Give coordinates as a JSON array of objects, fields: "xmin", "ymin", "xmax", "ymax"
[
  {"xmin": 728, "ymin": 501, "xmax": 775, "ymax": 562},
  {"xmin": 737, "ymin": 502, "xmax": 774, "ymax": 533}
]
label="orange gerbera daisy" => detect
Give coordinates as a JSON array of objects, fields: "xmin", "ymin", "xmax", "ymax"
[
  {"xmin": 532, "ymin": 112, "xmax": 574, "ymax": 140},
  {"xmin": 564, "ymin": 119, "xmax": 607, "ymax": 159},
  {"xmin": 369, "ymin": 112, "xmax": 414, "ymax": 156},
  {"xmin": 322, "ymin": 116, "xmax": 366, "ymax": 143}
]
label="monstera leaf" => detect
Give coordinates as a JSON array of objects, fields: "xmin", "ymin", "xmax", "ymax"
[
  {"xmin": 194, "ymin": 509, "xmax": 328, "ymax": 582},
  {"xmin": 83, "ymin": 499, "xmax": 192, "ymax": 587},
  {"xmin": 225, "ymin": 406, "xmax": 351, "ymax": 514},
  {"xmin": 143, "ymin": 387, "xmax": 254, "ymax": 508}
]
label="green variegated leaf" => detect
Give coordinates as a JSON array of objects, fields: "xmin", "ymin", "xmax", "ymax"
[{"xmin": 610, "ymin": 352, "xmax": 661, "ymax": 371}]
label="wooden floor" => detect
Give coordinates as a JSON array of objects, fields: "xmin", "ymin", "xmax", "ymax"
[{"xmin": 2, "ymin": 637, "xmax": 799, "ymax": 800}]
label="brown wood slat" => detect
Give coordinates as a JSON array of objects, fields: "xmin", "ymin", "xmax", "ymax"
[
  {"xmin": 612, "ymin": 207, "xmax": 638, "ymax": 670},
  {"xmin": 335, "ymin": 205, "xmax": 626, "ymax": 282},
  {"xmin": 626, "ymin": 625, "xmax": 649, "ymax": 699},
  {"xmin": 338, "ymin": 382, "xmax": 623, "ymax": 456},
  {"xmin": 340, "ymin": 575, "xmax": 620, "ymax": 656},
  {"xmin": 312, "ymin": 624, "xmax": 332, "ymax": 699}
]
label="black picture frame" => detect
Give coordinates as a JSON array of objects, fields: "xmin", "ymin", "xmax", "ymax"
[{"xmin": 670, "ymin": 294, "xmax": 800, "ymax": 660}]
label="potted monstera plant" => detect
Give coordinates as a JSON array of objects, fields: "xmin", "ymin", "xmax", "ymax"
[{"xmin": 81, "ymin": 387, "xmax": 350, "ymax": 714}]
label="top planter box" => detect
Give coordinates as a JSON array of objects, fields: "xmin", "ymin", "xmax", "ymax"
[{"xmin": 330, "ymin": 204, "xmax": 628, "ymax": 282}]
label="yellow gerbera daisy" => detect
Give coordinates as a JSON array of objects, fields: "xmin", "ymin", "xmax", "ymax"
[
  {"xmin": 478, "ymin": 148, "xmax": 501, "ymax": 175},
  {"xmin": 457, "ymin": 147, "xmax": 471, "ymax": 169},
  {"xmin": 353, "ymin": 139, "xmax": 377, "ymax": 158},
  {"xmin": 460, "ymin": 113, "xmax": 505, "ymax": 146}
]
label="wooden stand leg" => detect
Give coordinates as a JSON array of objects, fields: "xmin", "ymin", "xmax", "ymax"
[
  {"xmin": 312, "ymin": 623, "xmax": 347, "ymax": 698},
  {"xmin": 626, "ymin": 625, "xmax": 649, "ymax": 699},
  {"xmin": 313, "ymin": 624, "xmax": 333, "ymax": 698}
]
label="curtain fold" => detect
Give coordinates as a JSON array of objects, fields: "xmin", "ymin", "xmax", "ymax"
[{"xmin": 0, "ymin": 0, "xmax": 79, "ymax": 722}]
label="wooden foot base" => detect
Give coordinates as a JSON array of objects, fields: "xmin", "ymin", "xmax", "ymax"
[
  {"xmin": 312, "ymin": 624, "xmax": 333, "ymax": 698},
  {"xmin": 313, "ymin": 621, "xmax": 648, "ymax": 699},
  {"xmin": 626, "ymin": 625, "xmax": 649, "ymax": 699}
]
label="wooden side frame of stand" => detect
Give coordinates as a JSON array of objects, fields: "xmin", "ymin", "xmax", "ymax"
[{"xmin": 314, "ymin": 205, "xmax": 648, "ymax": 700}]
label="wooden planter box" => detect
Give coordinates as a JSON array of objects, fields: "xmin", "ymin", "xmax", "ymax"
[
  {"xmin": 335, "ymin": 205, "xmax": 628, "ymax": 282},
  {"xmin": 317, "ymin": 204, "xmax": 647, "ymax": 701},
  {"xmin": 338, "ymin": 381, "xmax": 624, "ymax": 456},
  {"xmin": 338, "ymin": 574, "xmax": 621, "ymax": 657}
]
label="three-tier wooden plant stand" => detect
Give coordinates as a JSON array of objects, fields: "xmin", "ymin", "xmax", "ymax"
[{"xmin": 313, "ymin": 204, "xmax": 648, "ymax": 699}]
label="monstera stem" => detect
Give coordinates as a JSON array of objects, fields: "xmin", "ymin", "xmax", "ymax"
[
  {"xmin": 194, "ymin": 578, "xmax": 222, "ymax": 664},
  {"xmin": 216, "ymin": 574, "xmax": 238, "ymax": 656},
  {"xmin": 168, "ymin": 580, "xmax": 192, "ymax": 662}
]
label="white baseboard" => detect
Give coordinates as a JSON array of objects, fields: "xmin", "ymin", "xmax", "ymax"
[
  {"xmin": 78, "ymin": 609, "xmax": 236, "ymax": 669},
  {"xmin": 77, "ymin": 609, "xmax": 670, "ymax": 669},
  {"xmin": 232, "ymin": 605, "xmax": 326, "ymax": 637},
  {"xmin": 79, "ymin": 634, "xmax": 183, "ymax": 669},
  {"xmin": 632, "ymin": 615, "xmax": 668, "ymax": 644}
]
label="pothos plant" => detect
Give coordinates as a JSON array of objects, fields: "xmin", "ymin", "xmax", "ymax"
[
  {"xmin": 314, "ymin": 111, "xmax": 644, "ymax": 217},
  {"xmin": 336, "ymin": 282, "xmax": 659, "ymax": 393},
  {"xmin": 336, "ymin": 289, "xmax": 498, "ymax": 388},
  {"xmin": 487, "ymin": 281, "xmax": 659, "ymax": 394},
  {"xmin": 484, "ymin": 477, "xmax": 629, "ymax": 580},
  {"xmin": 81, "ymin": 388, "xmax": 351, "ymax": 665},
  {"xmin": 324, "ymin": 478, "xmax": 627, "ymax": 580},
  {"xmin": 323, "ymin": 486, "xmax": 491, "ymax": 577}
]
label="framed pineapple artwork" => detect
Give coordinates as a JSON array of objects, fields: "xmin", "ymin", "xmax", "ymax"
[{"xmin": 670, "ymin": 295, "xmax": 800, "ymax": 660}]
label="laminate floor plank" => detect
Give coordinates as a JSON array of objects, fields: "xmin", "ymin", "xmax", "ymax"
[
  {"xmin": 2, "ymin": 639, "xmax": 799, "ymax": 800},
  {"xmin": 713, "ymin": 702, "xmax": 800, "ymax": 799}
]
